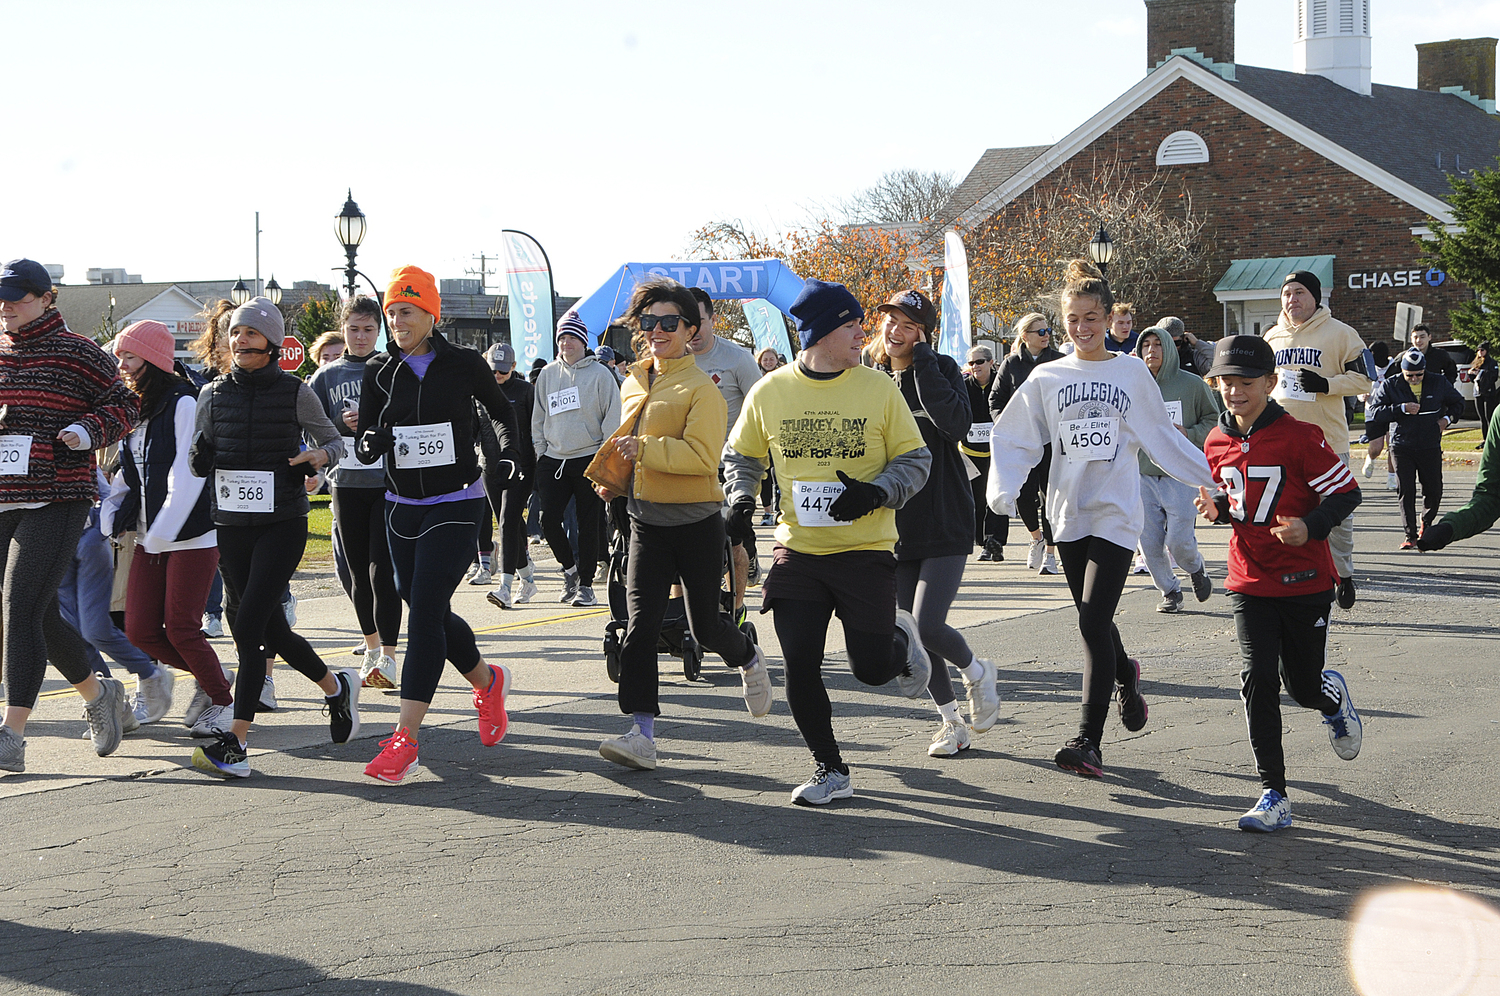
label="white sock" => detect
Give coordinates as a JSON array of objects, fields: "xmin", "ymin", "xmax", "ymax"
[
  {"xmin": 937, "ymin": 701, "xmax": 961, "ymax": 723},
  {"xmin": 959, "ymin": 657, "xmax": 984, "ymax": 682},
  {"xmin": 565, "ymin": 566, "xmax": 578, "ymax": 578},
  {"xmin": 520, "ymin": 563, "xmax": 534, "ymax": 582},
  {"xmin": 500, "ymin": 573, "xmax": 514, "ymax": 588}
]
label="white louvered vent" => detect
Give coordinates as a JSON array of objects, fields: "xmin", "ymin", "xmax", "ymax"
[{"xmin": 1156, "ymin": 130, "xmax": 1210, "ymax": 166}]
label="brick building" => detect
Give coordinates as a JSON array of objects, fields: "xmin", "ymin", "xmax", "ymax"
[{"xmin": 932, "ymin": 0, "xmax": 1500, "ymax": 347}]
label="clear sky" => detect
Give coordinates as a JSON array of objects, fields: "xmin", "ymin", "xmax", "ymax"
[{"xmin": 7, "ymin": 0, "xmax": 1493, "ymax": 301}]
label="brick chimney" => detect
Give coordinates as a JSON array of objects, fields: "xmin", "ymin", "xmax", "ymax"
[
  {"xmin": 1417, "ymin": 37, "xmax": 1498, "ymax": 101},
  {"xmin": 1145, "ymin": 0, "xmax": 1236, "ymax": 71}
]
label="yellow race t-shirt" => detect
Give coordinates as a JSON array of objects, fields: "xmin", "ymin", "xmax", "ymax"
[{"xmin": 730, "ymin": 363, "xmax": 925, "ymax": 555}]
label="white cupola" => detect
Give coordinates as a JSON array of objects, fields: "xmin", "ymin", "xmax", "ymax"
[{"xmin": 1293, "ymin": 0, "xmax": 1372, "ymax": 95}]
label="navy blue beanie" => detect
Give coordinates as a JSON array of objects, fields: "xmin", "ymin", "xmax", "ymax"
[
  {"xmin": 1400, "ymin": 348, "xmax": 1426, "ymax": 372},
  {"xmin": 789, "ymin": 279, "xmax": 865, "ymax": 351}
]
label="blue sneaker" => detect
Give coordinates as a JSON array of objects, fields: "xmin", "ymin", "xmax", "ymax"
[
  {"xmin": 790, "ymin": 763, "xmax": 853, "ymax": 806},
  {"xmin": 1321, "ymin": 669, "xmax": 1362, "ymax": 760},
  {"xmin": 1238, "ymin": 788, "xmax": 1292, "ymax": 832}
]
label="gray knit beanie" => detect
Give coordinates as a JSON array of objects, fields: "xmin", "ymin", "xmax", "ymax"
[{"xmin": 229, "ymin": 296, "xmax": 285, "ymax": 347}]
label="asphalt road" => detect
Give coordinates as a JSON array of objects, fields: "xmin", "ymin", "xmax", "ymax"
[{"xmin": 2, "ymin": 471, "xmax": 1497, "ymax": 996}]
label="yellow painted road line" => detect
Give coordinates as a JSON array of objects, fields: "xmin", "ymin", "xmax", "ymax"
[{"xmin": 36, "ymin": 608, "xmax": 610, "ymax": 701}]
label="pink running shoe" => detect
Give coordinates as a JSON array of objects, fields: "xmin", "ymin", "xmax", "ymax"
[
  {"xmin": 474, "ymin": 663, "xmax": 512, "ymax": 746},
  {"xmin": 365, "ymin": 728, "xmax": 419, "ymax": 783}
]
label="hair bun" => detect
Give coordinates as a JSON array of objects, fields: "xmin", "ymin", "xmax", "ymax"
[{"xmin": 1063, "ymin": 258, "xmax": 1103, "ymax": 283}]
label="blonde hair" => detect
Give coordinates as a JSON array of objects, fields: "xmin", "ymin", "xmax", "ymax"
[
  {"xmin": 309, "ymin": 330, "xmax": 346, "ymax": 364},
  {"xmin": 1009, "ymin": 312, "xmax": 1050, "ymax": 357},
  {"xmin": 189, "ymin": 300, "xmax": 235, "ymax": 375},
  {"xmin": 1060, "ymin": 259, "xmax": 1114, "ymax": 314},
  {"xmin": 1110, "ymin": 302, "xmax": 1134, "ymax": 318}
]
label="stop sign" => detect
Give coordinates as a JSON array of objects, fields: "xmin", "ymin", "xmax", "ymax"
[{"xmin": 279, "ymin": 337, "xmax": 306, "ymax": 371}]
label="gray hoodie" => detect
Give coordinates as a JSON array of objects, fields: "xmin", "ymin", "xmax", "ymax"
[
  {"xmin": 531, "ymin": 353, "xmax": 622, "ymax": 461},
  {"xmin": 1132, "ymin": 326, "xmax": 1218, "ymax": 477}
]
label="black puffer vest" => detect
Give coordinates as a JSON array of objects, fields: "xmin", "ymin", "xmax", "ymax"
[
  {"xmin": 207, "ymin": 362, "xmax": 307, "ymax": 526},
  {"xmin": 119, "ymin": 381, "xmax": 214, "ymax": 542}
]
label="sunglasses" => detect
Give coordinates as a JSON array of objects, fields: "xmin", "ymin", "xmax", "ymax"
[
  {"xmin": 639, "ymin": 314, "xmax": 691, "ymax": 333},
  {"xmin": 966, "ymin": 358, "xmax": 991, "ymax": 366},
  {"xmin": 1027, "ymin": 327, "xmax": 1052, "ymax": 336}
]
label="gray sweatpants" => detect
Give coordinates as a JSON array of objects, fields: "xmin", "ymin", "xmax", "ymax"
[{"xmin": 1138, "ymin": 473, "xmax": 1206, "ymax": 596}]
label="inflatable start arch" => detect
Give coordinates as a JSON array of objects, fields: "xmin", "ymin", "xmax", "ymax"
[{"xmin": 571, "ymin": 259, "xmax": 805, "ymax": 341}]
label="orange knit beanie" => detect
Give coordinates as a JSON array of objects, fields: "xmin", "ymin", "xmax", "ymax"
[{"xmin": 385, "ymin": 265, "xmax": 441, "ymax": 322}]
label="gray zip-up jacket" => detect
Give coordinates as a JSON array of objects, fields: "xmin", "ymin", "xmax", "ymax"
[{"xmin": 531, "ymin": 354, "xmax": 622, "ymax": 461}]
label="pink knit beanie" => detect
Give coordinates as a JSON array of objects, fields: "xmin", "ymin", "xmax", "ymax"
[{"xmin": 114, "ymin": 320, "xmax": 177, "ymax": 373}]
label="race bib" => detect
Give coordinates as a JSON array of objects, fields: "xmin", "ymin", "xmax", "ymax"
[
  {"xmin": 0, "ymin": 435, "xmax": 30, "ymax": 476},
  {"xmin": 547, "ymin": 387, "xmax": 581, "ymax": 415},
  {"xmin": 1164, "ymin": 400, "xmax": 1183, "ymax": 426},
  {"xmin": 1061, "ymin": 417, "xmax": 1119, "ymax": 463},
  {"xmin": 966, "ymin": 421, "xmax": 993, "ymax": 444},
  {"xmin": 792, "ymin": 480, "xmax": 845, "ymax": 527},
  {"xmin": 1274, "ymin": 369, "xmax": 1313, "ymax": 403},
  {"xmin": 215, "ymin": 469, "xmax": 274, "ymax": 513},
  {"xmin": 393, "ymin": 423, "xmax": 456, "ymax": 470}
]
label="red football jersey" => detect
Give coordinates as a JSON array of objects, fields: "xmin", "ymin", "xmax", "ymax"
[{"xmin": 1204, "ymin": 411, "xmax": 1358, "ymax": 596}]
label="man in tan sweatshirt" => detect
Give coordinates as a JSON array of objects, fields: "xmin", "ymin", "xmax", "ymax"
[{"xmin": 1261, "ymin": 270, "xmax": 1372, "ymax": 609}]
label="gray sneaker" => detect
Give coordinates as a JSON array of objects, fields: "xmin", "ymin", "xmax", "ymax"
[
  {"xmin": 182, "ymin": 684, "xmax": 212, "ymax": 728},
  {"xmin": 572, "ymin": 586, "xmax": 599, "ymax": 608},
  {"xmin": 790, "ymin": 763, "xmax": 853, "ymax": 805},
  {"xmin": 467, "ymin": 566, "xmax": 492, "ymax": 586},
  {"xmin": 1189, "ymin": 568, "xmax": 1213, "ymax": 602},
  {"xmin": 963, "ymin": 657, "xmax": 1001, "ymax": 732},
  {"xmin": 599, "ymin": 725, "xmax": 657, "ymax": 770},
  {"xmin": 893, "ymin": 609, "xmax": 932, "ymax": 698},
  {"xmin": 0, "ymin": 725, "xmax": 24, "ymax": 773},
  {"xmin": 84, "ymin": 677, "xmax": 128, "ymax": 757},
  {"xmin": 487, "ymin": 583, "xmax": 514, "ymax": 610},
  {"xmin": 560, "ymin": 571, "xmax": 580, "ymax": 604},
  {"xmin": 190, "ymin": 703, "xmax": 235, "ymax": 739},
  {"xmin": 1156, "ymin": 589, "xmax": 1184, "ymax": 613},
  {"xmin": 134, "ymin": 668, "xmax": 176, "ymax": 724}
]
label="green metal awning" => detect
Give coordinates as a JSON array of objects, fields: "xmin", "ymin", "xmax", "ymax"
[{"xmin": 1213, "ymin": 255, "xmax": 1335, "ymax": 302}]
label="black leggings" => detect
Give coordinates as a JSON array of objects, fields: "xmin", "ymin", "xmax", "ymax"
[
  {"xmin": 1230, "ymin": 590, "xmax": 1340, "ymax": 795},
  {"xmin": 218, "ymin": 517, "xmax": 331, "ymax": 723},
  {"xmin": 330, "ymin": 486, "xmax": 402, "ymax": 645},
  {"xmin": 536, "ymin": 455, "xmax": 602, "ymax": 582},
  {"xmin": 1, "ymin": 501, "xmax": 93, "ymax": 709},
  {"xmin": 483, "ymin": 465, "xmax": 532, "ymax": 576},
  {"xmin": 1017, "ymin": 446, "xmax": 1054, "ymax": 544},
  {"xmin": 772, "ymin": 599, "xmax": 907, "ymax": 770},
  {"xmin": 1055, "ymin": 536, "xmax": 1135, "ymax": 744},
  {"xmin": 618, "ymin": 513, "xmax": 755, "ymax": 716},
  {"xmin": 967, "ymin": 454, "xmax": 1005, "ymax": 545},
  {"xmin": 386, "ymin": 497, "xmax": 485, "ymax": 704}
]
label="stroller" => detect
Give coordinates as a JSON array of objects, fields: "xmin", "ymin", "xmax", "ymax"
[{"xmin": 601, "ymin": 502, "xmax": 757, "ymax": 683}]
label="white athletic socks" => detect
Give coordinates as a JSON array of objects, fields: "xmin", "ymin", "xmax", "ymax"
[
  {"xmin": 959, "ymin": 657, "xmax": 984, "ymax": 683},
  {"xmin": 937, "ymin": 701, "xmax": 961, "ymax": 723}
]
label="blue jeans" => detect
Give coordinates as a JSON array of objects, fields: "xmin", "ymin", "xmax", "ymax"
[{"xmin": 58, "ymin": 521, "xmax": 156, "ymax": 678}]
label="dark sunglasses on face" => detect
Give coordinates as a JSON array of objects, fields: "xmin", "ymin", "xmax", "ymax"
[
  {"xmin": 967, "ymin": 358, "xmax": 990, "ymax": 366},
  {"xmin": 1027, "ymin": 327, "xmax": 1052, "ymax": 336},
  {"xmin": 639, "ymin": 314, "xmax": 691, "ymax": 333}
]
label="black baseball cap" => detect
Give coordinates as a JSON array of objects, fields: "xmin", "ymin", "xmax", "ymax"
[
  {"xmin": 877, "ymin": 289, "xmax": 938, "ymax": 331},
  {"xmin": 0, "ymin": 259, "xmax": 53, "ymax": 302},
  {"xmin": 1206, "ymin": 335, "xmax": 1276, "ymax": 378}
]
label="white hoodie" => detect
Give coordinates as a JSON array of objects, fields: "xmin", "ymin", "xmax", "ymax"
[{"xmin": 987, "ymin": 352, "xmax": 1214, "ymax": 551}]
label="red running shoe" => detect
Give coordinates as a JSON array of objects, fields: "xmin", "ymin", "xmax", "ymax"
[
  {"xmin": 474, "ymin": 663, "xmax": 512, "ymax": 746},
  {"xmin": 365, "ymin": 728, "xmax": 419, "ymax": 783}
]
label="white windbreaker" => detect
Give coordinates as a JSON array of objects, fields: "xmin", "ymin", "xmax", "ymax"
[{"xmin": 987, "ymin": 352, "xmax": 1214, "ymax": 551}]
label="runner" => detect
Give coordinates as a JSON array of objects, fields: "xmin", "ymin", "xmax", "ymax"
[
  {"xmin": 1359, "ymin": 341, "xmax": 1397, "ymax": 490},
  {"xmin": 988, "ymin": 312, "xmax": 1064, "ymax": 574},
  {"xmin": 482, "ymin": 343, "xmax": 539, "ymax": 609},
  {"xmin": 531, "ymin": 312, "xmax": 620, "ymax": 607},
  {"xmin": 1192, "ymin": 335, "xmax": 1363, "ymax": 832},
  {"xmin": 723, "ymin": 278, "xmax": 934, "ymax": 805},
  {"xmin": 354, "ymin": 266, "xmax": 521, "ymax": 784},
  {"xmin": 987, "ymin": 260, "xmax": 1214, "ymax": 777},
  {"xmin": 187, "ymin": 296, "xmax": 357, "ymax": 778},
  {"xmin": 1261, "ymin": 270, "xmax": 1371, "ymax": 608},
  {"xmin": 1417, "ymin": 381, "xmax": 1500, "ymax": 551},
  {"xmin": 0, "ymin": 259, "xmax": 140, "ymax": 774},
  {"xmin": 1131, "ymin": 322, "xmax": 1217, "ymax": 613},
  {"xmin": 870, "ymin": 290, "xmax": 1000, "ymax": 757},
  {"xmin": 1104, "ymin": 302, "xmax": 1137, "ymax": 354},
  {"xmin": 306, "ymin": 296, "xmax": 402, "ymax": 689},
  {"xmin": 754, "ymin": 348, "xmax": 783, "ymax": 524},
  {"xmin": 1365, "ymin": 348, "xmax": 1464, "ymax": 549},
  {"xmin": 103, "ymin": 321, "xmax": 232, "ymax": 734},
  {"xmin": 587, "ymin": 278, "xmax": 771, "ymax": 770},
  {"xmin": 961, "ymin": 344, "xmax": 1005, "ymax": 560}
]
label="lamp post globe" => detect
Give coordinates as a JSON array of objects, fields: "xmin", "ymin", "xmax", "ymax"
[
  {"xmin": 230, "ymin": 278, "xmax": 251, "ymax": 306},
  {"xmin": 1088, "ymin": 224, "xmax": 1115, "ymax": 277},
  {"xmin": 336, "ymin": 189, "xmax": 367, "ymax": 298},
  {"xmin": 265, "ymin": 276, "xmax": 283, "ymax": 306}
]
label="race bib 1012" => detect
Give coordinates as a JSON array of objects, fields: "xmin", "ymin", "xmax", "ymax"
[{"xmin": 547, "ymin": 387, "xmax": 581, "ymax": 416}]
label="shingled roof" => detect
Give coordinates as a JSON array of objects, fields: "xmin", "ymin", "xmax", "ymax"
[
  {"xmin": 1228, "ymin": 64, "xmax": 1500, "ymax": 200},
  {"xmin": 928, "ymin": 144, "xmax": 1051, "ymax": 232}
]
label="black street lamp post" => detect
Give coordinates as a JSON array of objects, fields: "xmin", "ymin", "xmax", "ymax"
[{"xmin": 336, "ymin": 189, "xmax": 368, "ymax": 299}]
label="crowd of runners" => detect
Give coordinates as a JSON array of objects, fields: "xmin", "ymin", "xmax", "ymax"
[{"xmin": 2, "ymin": 254, "xmax": 1497, "ymax": 832}]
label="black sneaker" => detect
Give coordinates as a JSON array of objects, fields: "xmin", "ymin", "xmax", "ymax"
[
  {"xmin": 1116, "ymin": 658, "xmax": 1148, "ymax": 732},
  {"xmin": 1189, "ymin": 568, "xmax": 1212, "ymax": 602},
  {"xmin": 1055, "ymin": 737, "xmax": 1104, "ymax": 778},
  {"xmin": 191, "ymin": 733, "xmax": 250, "ymax": 778},
  {"xmin": 982, "ymin": 538, "xmax": 1004, "ymax": 562},
  {"xmin": 323, "ymin": 669, "xmax": 361, "ymax": 744},
  {"xmin": 1336, "ymin": 576, "xmax": 1356, "ymax": 609}
]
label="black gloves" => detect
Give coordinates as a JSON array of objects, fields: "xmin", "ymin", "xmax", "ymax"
[
  {"xmin": 1299, "ymin": 369, "xmax": 1331, "ymax": 394},
  {"xmin": 188, "ymin": 432, "xmax": 216, "ymax": 479},
  {"xmin": 1417, "ymin": 522, "xmax": 1454, "ymax": 551},
  {"xmin": 359, "ymin": 426, "xmax": 396, "ymax": 464},
  {"xmin": 828, "ymin": 470, "xmax": 886, "ymax": 522},
  {"xmin": 725, "ymin": 495, "xmax": 758, "ymax": 543}
]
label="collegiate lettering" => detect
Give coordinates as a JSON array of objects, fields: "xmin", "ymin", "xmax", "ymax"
[
  {"xmin": 1273, "ymin": 346, "xmax": 1323, "ymax": 368},
  {"xmin": 1056, "ymin": 381, "xmax": 1133, "ymax": 416}
]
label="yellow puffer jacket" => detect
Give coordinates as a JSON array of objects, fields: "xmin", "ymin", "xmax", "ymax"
[{"xmin": 601, "ymin": 353, "xmax": 727, "ymax": 504}]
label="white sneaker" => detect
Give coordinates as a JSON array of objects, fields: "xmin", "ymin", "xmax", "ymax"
[
  {"xmin": 1131, "ymin": 554, "xmax": 1150, "ymax": 575},
  {"xmin": 182, "ymin": 685, "xmax": 211, "ymax": 728},
  {"xmin": 200, "ymin": 613, "xmax": 223, "ymax": 638},
  {"xmin": 892, "ymin": 609, "xmax": 932, "ymax": 698},
  {"xmin": 740, "ymin": 648, "xmax": 774, "ymax": 718},
  {"xmin": 1026, "ymin": 538, "xmax": 1045, "ymax": 571},
  {"xmin": 133, "ymin": 668, "xmax": 175, "ymax": 724},
  {"xmin": 259, "ymin": 676, "xmax": 278, "ymax": 712},
  {"xmin": 514, "ymin": 578, "xmax": 538, "ymax": 604},
  {"xmin": 487, "ymin": 584, "xmax": 514, "ymax": 609},
  {"xmin": 1387, "ymin": 472, "xmax": 1399, "ymax": 491},
  {"xmin": 1039, "ymin": 550, "xmax": 1059, "ymax": 575},
  {"xmin": 359, "ymin": 648, "xmax": 397, "ymax": 690},
  {"xmin": 461, "ymin": 563, "xmax": 480, "ymax": 584},
  {"xmin": 468, "ymin": 566, "xmax": 492, "ymax": 586},
  {"xmin": 599, "ymin": 725, "xmax": 657, "ymax": 770},
  {"xmin": 928, "ymin": 719, "xmax": 973, "ymax": 757},
  {"xmin": 190, "ymin": 702, "xmax": 235, "ymax": 738},
  {"xmin": 963, "ymin": 657, "xmax": 1001, "ymax": 732},
  {"xmin": 1361, "ymin": 456, "xmax": 1374, "ymax": 479},
  {"xmin": 282, "ymin": 593, "xmax": 298, "ymax": 628}
]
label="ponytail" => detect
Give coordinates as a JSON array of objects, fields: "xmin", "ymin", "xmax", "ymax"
[{"xmin": 1060, "ymin": 258, "xmax": 1114, "ymax": 314}]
